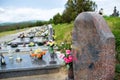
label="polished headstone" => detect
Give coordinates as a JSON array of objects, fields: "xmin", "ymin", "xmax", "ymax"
[
  {"xmin": 0, "ymin": 51, "xmax": 64, "ymax": 78},
  {"xmin": 72, "ymin": 12, "xmax": 115, "ymax": 80}
]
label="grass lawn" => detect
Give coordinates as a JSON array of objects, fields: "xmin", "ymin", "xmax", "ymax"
[{"xmin": 52, "ymin": 22, "xmax": 73, "ymax": 44}]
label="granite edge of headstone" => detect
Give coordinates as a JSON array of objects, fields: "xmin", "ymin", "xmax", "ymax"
[{"xmin": 72, "ymin": 12, "xmax": 115, "ymax": 80}]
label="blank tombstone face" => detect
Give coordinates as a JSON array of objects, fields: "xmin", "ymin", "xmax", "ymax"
[
  {"xmin": 72, "ymin": 12, "xmax": 115, "ymax": 80},
  {"xmin": 74, "ymin": 12, "xmax": 100, "ymax": 49}
]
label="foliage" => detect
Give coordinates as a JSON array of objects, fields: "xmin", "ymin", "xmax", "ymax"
[
  {"xmin": 115, "ymin": 64, "xmax": 120, "ymax": 80},
  {"xmin": 57, "ymin": 42, "xmax": 71, "ymax": 53},
  {"xmin": 53, "ymin": 13, "xmax": 62, "ymax": 24},
  {"xmin": 116, "ymin": 64, "xmax": 120, "ymax": 73},
  {"xmin": 51, "ymin": 0, "xmax": 97, "ymax": 24}
]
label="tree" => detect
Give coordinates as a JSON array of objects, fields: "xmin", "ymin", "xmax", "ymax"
[
  {"xmin": 62, "ymin": 0, "xmax": 97, "ymax": 23},
  {"xmin": 53, "ymin": 13, "xmax": 62, "ymax": 24},
  {"xmin": 49, "ymin": 18, "xmax": 53, "ymax": 23}
]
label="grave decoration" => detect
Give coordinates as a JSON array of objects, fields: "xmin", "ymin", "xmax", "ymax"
[
  {"xmin": 60, "ymin": 50, "xmax": 74, "ymax": 79},
  {"xmin": 8, "ymin": 50, "xmax": 14, "ymax": 64},
  {"xmin": 37, "ymin": 42, "xmax": 44, "ymax": 46},
  {"xmin": 29, "ymin": 32, "xmax": 34, "ymax": 39},
  {"xmin": 15, "ymin": 49, "xmax": 22, "ymax": 62},
  {"xmin": 11, "ymin": 43, "xmax": 18, "ymax": 48},
  {"xmin": 23, "ymin": 43, "xmax": 26, "ymax": 47},
  {"xmin": 8, "ymin": 50, "xmax": 13, "ymax": 60},
  {"xmin": 37, "ymin": 38, "xmax": 47, "ymax": 46},
  {"xmin": 30, "ymin": 48, "xmax": 46, "ymax": 59},
  {"xmin": 28, "ymin": 42, "xmax": 35, "ymax": 47},
  {"xmin": 18, "ymin": 33, "xmax": 25, "ymax": 38},
  {"xmin": 0, "ymin": 53, "xmax": 6, "ymax": 66},
  {"xmin": 47, "ymin": 40, "xmax": 57, "ymax": 64}
]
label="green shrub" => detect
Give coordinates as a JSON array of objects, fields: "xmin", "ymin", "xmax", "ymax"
[{"xmin": 116, "ymin": 64, "xmax": 120, "ymax": 73}]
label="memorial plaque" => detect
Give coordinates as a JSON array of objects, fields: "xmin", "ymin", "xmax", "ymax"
[{"xmin": 72, "ymin": 12, "xmax": 115, "ymax": 80}]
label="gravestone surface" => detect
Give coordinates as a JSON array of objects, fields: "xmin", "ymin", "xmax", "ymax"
[
  {"xmin": 72, "ymin": 12, "xmax": 115, "ymax": 80},
  {"xmin": 0, "ymin": 52, "xmax": 63, "ymax": 79}
]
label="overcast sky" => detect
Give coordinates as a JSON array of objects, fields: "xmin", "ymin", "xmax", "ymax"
[{"xmin": 0, "ymin": 0, "xmax": 120, "ymax": 23}]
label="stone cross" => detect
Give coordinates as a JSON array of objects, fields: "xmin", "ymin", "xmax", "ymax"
[{"xmin": 72, "ymin": 12, "xmax": 115, "ymax": 80}]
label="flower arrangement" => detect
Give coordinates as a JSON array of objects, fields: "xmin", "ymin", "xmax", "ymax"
[
  {"xmin": 30, "ymin": 48, "xmax": 46, "ymax": 59},
  {"xmin": 60, "ymin": 50, "xmax": 73, "ymax": 69},
  {"xmin": 28, "ymin": 42, "xmax": 35, "ymax": 47},
  {"xmin": 47, "ymin": 40, "xmax": 55, "ymax": 47},
  {"xmin": 60, "ymin": 49, "xmax": 74, "ymax": 79}
]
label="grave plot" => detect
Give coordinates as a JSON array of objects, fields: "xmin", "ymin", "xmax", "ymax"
[
  {"xmin": 0, "ymin": 25, "xmax": 63, "ymax": 79},
  {"xmin": 0, "ymin": 26, "xmax": 49, "ymax": 53},
  {"xmin": 0, "ymin": 51, "xmax": 64, "ymax": 79}
]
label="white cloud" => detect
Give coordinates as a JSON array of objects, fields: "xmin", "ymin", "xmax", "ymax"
[
  {"xmin": 0, "ymin": 7, "xmax": 5, "ymax": 13},
  {"xmin": 0, "ymin": 7, "xmax": 64, "ymax": 23}
]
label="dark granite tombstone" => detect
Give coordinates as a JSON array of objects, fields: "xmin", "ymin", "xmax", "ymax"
[
  {"xmin": 72, "ymin": 12, "xmax": 115, "ymax": 80},
  {"xmin": 0, "ymin": 52, "xmax": 63, "ymax": 79}
]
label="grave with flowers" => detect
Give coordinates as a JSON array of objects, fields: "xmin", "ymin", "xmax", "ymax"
[{"xmin": 0, "ymin": 25, "xmax": 64, "ymax": 79}]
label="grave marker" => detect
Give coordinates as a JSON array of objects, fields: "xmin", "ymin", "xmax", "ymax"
[{"xmin": 72, "ymin": 12, "xmax": 115, "ymax": 80}]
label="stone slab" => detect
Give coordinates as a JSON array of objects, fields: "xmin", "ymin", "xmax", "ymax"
[
  {"xmin": 0, "ymin": 52, "xmax": 64, "ymax": 79},
  {"xmin": 0, "ymin": 45, "xmax": 48, "ymax": 53},
  {"xmin": 72, "ymin": 12, "xmax": 115, "ymax": 80}
]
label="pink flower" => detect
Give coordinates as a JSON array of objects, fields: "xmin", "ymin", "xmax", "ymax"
[
  {"xmin": 66, "ymin": 50, "xmax": 71, "ymax": 54},
  {"xmin": 64, "ymin": 57, "xmax": 72, "ymax": 64},
  {"xmin": 60, "ymin": 53, "xmax": 65, "ymax": 59},
  {"xmin": 68, "ymin": 55, "xmax": 73, "ymax": 61},
  {"xmin": 63, "ymin": 57, "xmax": 69, "ymax": 63}
]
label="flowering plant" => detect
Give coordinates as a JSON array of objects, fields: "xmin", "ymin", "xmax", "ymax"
[
  {"xmin": 30, "ymin": 48, "xmax": 46, "ymax": 59},
  {"xmin": 60, "ymin": 50, "xmax": 73, "ymax": 69},
  {"xmin": 28, "ymin": 42, "xmax": 35, "ymax": 47}
]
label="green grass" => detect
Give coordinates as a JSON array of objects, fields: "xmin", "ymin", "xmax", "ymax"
[
  {"xmin": 105, "ymin": 17, "xmax": 120, "ymax": 60},
  {"xmin": 52, "ymin": 22, "xmax": 73, "ymax": 44},
  {"xmin": 105, "ymin": 16, "xmax": 120, "ymax": 30}
]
